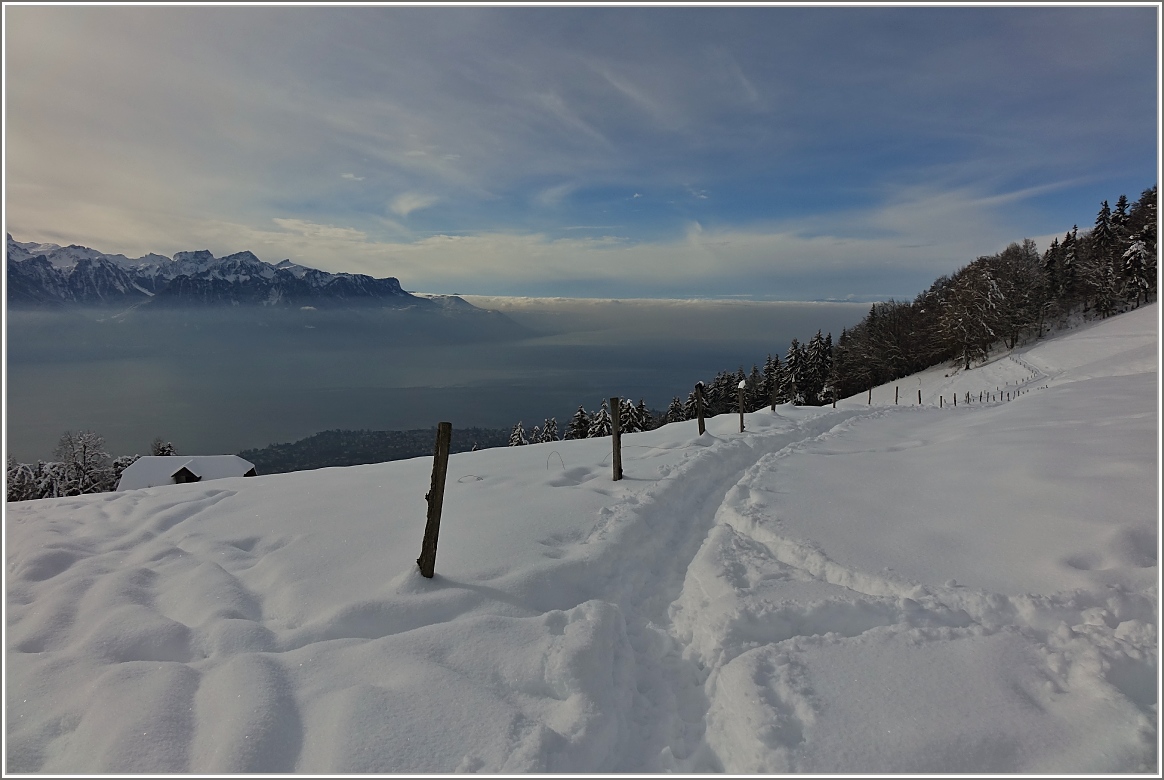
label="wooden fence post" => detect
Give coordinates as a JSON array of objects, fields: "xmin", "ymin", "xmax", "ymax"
[
  {"xmin": 940, "ymin": 395, "xmax": 943, "ymax": 408},
  {"xmin": 695, "ymin": 382, "xmax": 706, "ymax": 436},
  {"xmin": 867, "ymin": 387, "xmax": 872, "ymax": 405},
  {"xmin": 738, "ymin": 382, "xmax": 746, "ymax": 432},
  {"xmin": 611, "ymin": 396, "xmax": 623, "ymax": 481},
  {"xmin": 895, "ymin": 385, "xmax": 899, "ymax": 404},
  {"xmin": 918, "ymin": 389, "xmax": 922, "ymax": 405},
  {"xmin": 417, "ymin": 421, "xmax": 452, "ymax": 578}
]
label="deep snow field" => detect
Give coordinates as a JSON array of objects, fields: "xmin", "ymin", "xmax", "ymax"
[{"xmin": 5, "ymin": 303, "xmax": 1159, "ymax": 773}]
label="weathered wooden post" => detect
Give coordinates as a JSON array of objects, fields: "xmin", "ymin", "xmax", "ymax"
[
  {"xmin": 695, "ymin": 381, "xmax": 706, "ymax": 436},
  {"xmin": 940, "ymin": 395, "xmax": 943, "ymax": 408},
  {"xmin": 867, "ymin": 387, "xmax": 872, "ymax": 405},
  {"xmin": 737, "ymin": 381, "xmax": 746, "ymax": 432},
  {"xmin": 610, "ymin": 396, "xmax": 623, "ymax": 481},
  {"xmin": 918, "ymin": 389, "xmax": 922, "ymax": 405},
  {"xmin": 953, "ymin": 394, "xmax": 956, "ymax": 407},
  {"xmin": 895, "ymin": 385, "xmax": 899, "ymax": 404},
  {"xmin": 417, "ymin": 421, "xmax": 452, "ymax": 578}
]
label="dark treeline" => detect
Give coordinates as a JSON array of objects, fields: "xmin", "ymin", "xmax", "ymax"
[
  {"xmin": 831, "ymin": 187, "xmax": 1157, "ymax": 395},
  {"xmin": 509, "ymin": 186, "xmax": 1158, "ymax": 442},
  {"xmin": 239, "ymin": 427, "xmax": 511, "ymax": 475}
]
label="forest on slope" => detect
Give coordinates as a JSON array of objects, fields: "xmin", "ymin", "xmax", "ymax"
[{"xmin": 510, "ymin": 186, "xmax": 1158, "ymax": 441}]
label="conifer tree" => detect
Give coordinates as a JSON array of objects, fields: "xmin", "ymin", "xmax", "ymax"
[
  {"xmin": 509, "ymin": 422, "xmax": 529, "ymax": 446},
  {"xmin": 746, "ymin": 365, "xmax": 764, "ymax": 411},
  {"xmin": 540, "ymin": 418, "xmax": 559, "ymax": 443},
  {"xmin": 564, "ymin": 406, "xmax": 591, "ymax": 440},
  {"xmin": 665, "ymin": 397, "xmax": 685, "ymax": 424},
  {"xmin": 150, "ymin": 437, "xmax": 177, "ymax": 456},
  {"xmin": 588, "ymin": 399, "xmax": 613, "ymax": 438},
  {"xmin": 784, "ymin": 338, "xmax": 804, "ymax": 404},
  {"xmin": 1123, "ymin": 227, "xmax": 1155, "ymax": 306},
  {"xmin": 619, "ymin": 398, "xmax": 638, "ymax": 433},
  {"xmin": 1061, "ymin": 226, "xmax": 1079, "ymax": 303},
  {"xmin": 1113, "ymin": 194, "xmax": 1130, "ymax": 230},
  {"xmin": 683, "ymin": 390, "xmax": 701, "ymax": 420},
  {"xmin": 634, "ymin": 399, "xmax": 652, "ymax": 431},
  {"xmin": 762, "ymin": 354, "xmax": 779, "ymax": 405}
]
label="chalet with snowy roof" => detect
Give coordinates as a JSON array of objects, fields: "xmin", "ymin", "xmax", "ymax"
[{"xmin": 116, "ymin": 455, "xmax": 258, "ymax": 491}]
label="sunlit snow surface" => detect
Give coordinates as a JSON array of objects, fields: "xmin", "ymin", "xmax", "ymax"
[{"xmin": 6, "ymin": 304, "xmax": 1158, "ymax": 773}]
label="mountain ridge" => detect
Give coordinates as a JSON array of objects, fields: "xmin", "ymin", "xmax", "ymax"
[{"xmin": 5, "ymin": 234, "xmax": 439, "ymax": 310}]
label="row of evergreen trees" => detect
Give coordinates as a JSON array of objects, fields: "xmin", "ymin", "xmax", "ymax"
[
  {"xmin": 508, "ymin": 326, "xmax": 838, "ymax": 447},
  {"xmin": 509, "ymin": 186, "xmax": 1157, "ymax": 443},
  {"xmin": 508, "ymin": 397, "xmax": 659, "ymax": 446},
  {"xmin": 7, "ymin": 433, "xmax": 175, "ymax": 501}
]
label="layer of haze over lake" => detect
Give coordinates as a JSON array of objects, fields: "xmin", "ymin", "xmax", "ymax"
[{"xmin": 6, "ymin": 298, "xmax": 868, "ymax": 462}]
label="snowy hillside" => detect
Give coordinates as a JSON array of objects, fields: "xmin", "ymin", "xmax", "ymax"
[{"xmin": 5, "ymin": 304, "xmax": 1158, "ymax": 773}]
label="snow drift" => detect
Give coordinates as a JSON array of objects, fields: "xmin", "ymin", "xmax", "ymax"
[{"xmin": 5, "ymin": 304, "xmax": 1158, "ymax": 773}]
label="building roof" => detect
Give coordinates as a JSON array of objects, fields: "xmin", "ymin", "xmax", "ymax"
[{"xmin": 116, "ymin": 455, "xmax": 257, "ymax": 491}]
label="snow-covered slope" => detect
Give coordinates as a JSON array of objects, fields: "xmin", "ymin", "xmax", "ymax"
[{"xmin": 5, "ymin": 305, "xmax": 1158, "ymax": 773}]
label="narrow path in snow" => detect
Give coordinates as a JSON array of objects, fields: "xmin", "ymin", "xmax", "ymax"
[
  {"xmin": 572, "ymin": 406, "xmax": 888, "ymax": 771},
  {"xmin": 637, "ymin": 359, "xmax": 1156, "ymax": 772}
]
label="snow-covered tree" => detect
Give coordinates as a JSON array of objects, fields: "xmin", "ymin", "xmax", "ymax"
[
  {"xmin": 634, "ymin": 399, "xmax": 653, "ymax": 431},
  {"xmin": 150, "ymin": 437, "xmax": 177, "ymax": 456},
  {"xmin": 784, "ymin": 338, "xmax": 805, "ymax": 404},
  {"xmin": 683, "ymin": 386, "xmax": 703, "ymax": 420},
  {"xmin": 762, "ymin": 354, "xmax": 780, "ymax": 406},
  {"xmin": 33, "ymin": 461, "xmax": 70, "ymax": 499},
  {"xmin": 7, "ymin": 457, "xmax": 36, "ymax": 502},
  {"xmin": 107, "ymin": 454, "xmax": 141, "ymax": 491},
  {"xmin": 564, "ymin": 406, "xmax": 591, "ymax": 440},
  {"xmin": 618, "ymin": 398, "xmax": 638, "ymax": 433},
  {"xmin": 1061, "ymin": 226, "xmax": 1079, "ymax": 303},
  {"xmin": 54, "ymin": 430, "xmax": 111, "ymax": 496},
  {"xmin": 940, "ymin": 263, "xmax": 1005, "ymax": 370},
  {"xmin": 509, "ymin": 422, "xmax": 529, "ymax": 446},
  {"xmin": 1113, "ymin": 194, "xmax": 1130, "ymax": 230},
  {"xmin": 1123, "ymin": 227, "xmax": 1156, "ymax": 306},
  {"xmin": 588, "ymin": 399, "xmax": 613, "ymax": 438},
  {"xmin": 539, "ymin": 418, "xmax": 559, "ymax": 443},
  {"xmin": 746, "ymin": 365, "xmax": 764, "ymax": 411},
  {"xmin": 665, "ymin": 397, "xmax": 685, "ymax": 424}
]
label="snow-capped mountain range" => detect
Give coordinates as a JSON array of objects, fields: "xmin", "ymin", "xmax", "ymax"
[{"xmin": 5, "ymin": 234, "xmax": 440, "ymax": 309}]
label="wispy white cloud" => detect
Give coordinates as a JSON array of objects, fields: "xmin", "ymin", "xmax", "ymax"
[
  {"xmin": 535, "ymin": 182, "xmax": 578, "ymax": 208},
  {"xmin": 271, "ymin": 219, "xmax": 368, "ymax": 242},
  {"xmin": 4, "ymin": 6, "xmax": 1154, "ymax": 299},
  {"xmin": 389, "ymin": 193, "xmax": 439, "ymax": 217}
]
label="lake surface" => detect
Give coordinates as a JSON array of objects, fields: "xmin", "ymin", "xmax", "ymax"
[{"xmin": 5, "ymin": 299, "xmax": 867, "ymax": 461}]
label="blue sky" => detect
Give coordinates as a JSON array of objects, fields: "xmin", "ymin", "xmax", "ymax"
[{"xmin": 4, "ymin": 5, "xmax": 1159, "ymax": 300}]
